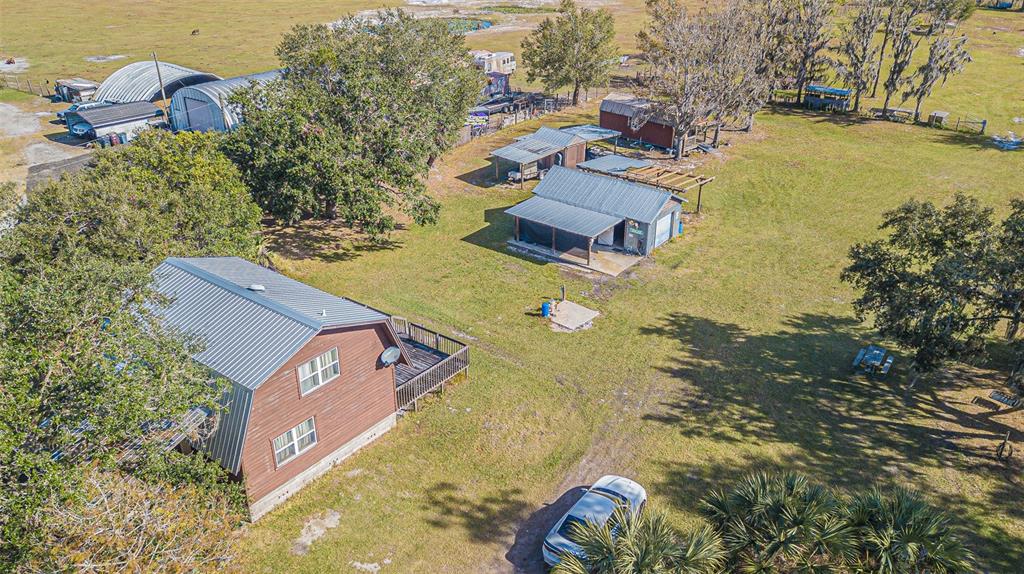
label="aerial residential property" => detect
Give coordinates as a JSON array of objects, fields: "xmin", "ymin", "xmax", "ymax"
[{"xmin": 2, "ymin": 0, "xmax": 1022, "ymax": 572}]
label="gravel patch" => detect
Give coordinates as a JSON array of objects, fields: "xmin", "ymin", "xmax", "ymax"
[
  {"xmin": 0, "ymin": 103, "xmax": 42, "ymax": 137},
  {"xmin": 291, "ymin": 509, "xmax": 341, "ymax": 555},
  {"xmin": 23, "ymin": 142, "xmax": 76, "ymax": 166},
  {"xmin": 84, "ymin": 54, "xmax": 127, "ymax": 63}
]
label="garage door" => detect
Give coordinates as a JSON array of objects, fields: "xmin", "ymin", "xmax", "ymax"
[{"xmin": 654, "ymin": 213, "xmax": 672, "ymax": 247}]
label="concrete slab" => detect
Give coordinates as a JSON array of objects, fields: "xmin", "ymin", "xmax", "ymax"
[
  {"xmin": 550, "ymin": 300, "xmax": 599, "ymax": 332},
  {"xmin": 508, "ymin": 240, "xmax": 642, "ymax": 277}
]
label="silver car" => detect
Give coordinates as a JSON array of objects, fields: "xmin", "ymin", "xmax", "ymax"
[{"xmin": 541, "ymin": 475, "xmax": 647, "ymax": 567}]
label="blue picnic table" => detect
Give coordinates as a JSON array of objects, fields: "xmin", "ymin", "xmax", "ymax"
[{"xmin": 853, "ymin": 345, "xmax": 894, "ymax": 376}]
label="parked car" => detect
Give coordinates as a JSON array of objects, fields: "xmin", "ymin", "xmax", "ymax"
[
  {"xmin": 57, "ymin": 100, "xmax": 113, "ymax": 124},
  {"xmin": 68, "ymin": 121, "xmax": 92, "ymax": 138},
  {"xmin": 541, "ymin": 475, "xmax": 647, "ymax": 567}
]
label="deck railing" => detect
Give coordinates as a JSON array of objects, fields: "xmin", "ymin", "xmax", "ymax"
[{"xmin": 391, "ymin": 317, "xmax": 470, "ymax": 411}]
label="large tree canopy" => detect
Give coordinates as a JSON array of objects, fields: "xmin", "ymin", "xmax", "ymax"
[
  {"xmin": 520, "ymin": 0, "xmax": 617, "ymax": 106},
  {"xmin": 5, "ymin": 129, "xmax": 263, "ymax": 272},
  {"xmin": 225, "ymin": 11, "xmax": 480, "ymax": 234},
  {"xmin": 0, "ymin": 129, "xmax": 258, "ymax": 568},
  {"xmin": 842, "ymin": 194, "xmax": 997, "ymax": 386}
]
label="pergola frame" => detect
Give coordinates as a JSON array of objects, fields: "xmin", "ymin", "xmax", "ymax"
[{"xmin": 615, "ymin": 165, "xmax": 715, "ymax": 213}]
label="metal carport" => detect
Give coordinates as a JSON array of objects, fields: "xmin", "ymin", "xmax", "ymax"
[{"xmin": 505, "ymin": 195, "xmax": 622, "ymax": 267}]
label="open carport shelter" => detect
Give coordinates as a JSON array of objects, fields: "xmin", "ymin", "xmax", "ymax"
[
  {"xmin": 505, "ymin": 166, "xmax": 683, "ymax": 269},
  {"xmin": 490, "ymin": 126, "xmax": 586, "ymax": 186}
]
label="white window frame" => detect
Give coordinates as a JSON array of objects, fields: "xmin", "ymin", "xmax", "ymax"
[
  {"xmin": 272, "ymin": 417, "xmax": 317, "ymax": 468},
  {"xmin": 297, "ymin": 347, "xmax": 341, "ymax": 396}
]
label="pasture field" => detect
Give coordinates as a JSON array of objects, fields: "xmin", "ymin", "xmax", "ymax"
[
  {"xmin": 1, "ymin": 2, "xmax": 1022, "ymax": 573},
  {"xmin": 242, "ymin": 103, "xmax": 1024, "ymax": 572}
]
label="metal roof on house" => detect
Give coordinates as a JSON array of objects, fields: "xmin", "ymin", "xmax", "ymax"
[
  {"xmin": 522, "ymin": 126, "xmax": 585, "ymax": 149},
  {"xmin": 577, "ymin": 154, "xmax": 651, "ymax": 176},
  {"xmin": 506, "ymin": 195, "xmax": 622, "ymax": 238},
  {"xmin": 559, "ymin": 124, "xmax": 621, "ymax": 142},
  {"xmin": 493, "ymin": 126, "xmax": 585, "ymax": 164},
  {"xmin": 169, "ymin": 69, "xmax": 282, "ymax": 131},
  {"xmin": 532, "ymin": 166, "xmax": 674, "ymax": 224},
  {"xmin": 73, "ymin": 101, "xmax": 163, "ymax": 128},
  {"xmin": 600, "ymin": 92, "xmax": 672, "ymax": 127},
  {"xmin": 491, "ymin": 138, "xmax": 565, "ymax": 164},
  {"xmin": 153, "ymin": 257, "xmax": 388, "ymax": 391},
  {"xmin": 94, "ymin": 61, "xmax": 221, "ymax": 103}
]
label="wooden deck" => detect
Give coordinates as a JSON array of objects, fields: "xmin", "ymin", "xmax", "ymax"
[
  {"xmin": 391, "ymin": 317, "xmax": 470, "ymax": 411},
  {"xmin": 395, "ymin": 339, "xmax": 449, "ymax": 387}
]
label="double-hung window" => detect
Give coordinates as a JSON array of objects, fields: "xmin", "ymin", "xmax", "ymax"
[
  {"xmin": 297, "ymin": 348, "xmax": 340, "ymax": 395},
  {"xmin": 272, "ymin": 417, "xmax": 317, "ymax": 466}
]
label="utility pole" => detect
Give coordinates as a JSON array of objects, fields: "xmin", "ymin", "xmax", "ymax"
[{"xmin": 152, "ymin": 52, "xmax": 169, "ymax": 117}]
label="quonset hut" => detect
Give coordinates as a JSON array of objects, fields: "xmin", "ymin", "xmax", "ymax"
[
  {"xmin": 94, "ymin": 61, "xmax": 221, "ymax": 103},
  {"xmin": 169, "ymin": 70, "xmax": 282, "ymax": 132}
]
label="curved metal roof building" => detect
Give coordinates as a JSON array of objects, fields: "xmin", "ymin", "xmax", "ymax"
[
  {"xmin": 169, "ymin": 70, "xmax": 282, "ymax": 132},
  {"xmin": 94, "ymin": 61, "xmax": 221, "ymax": 103}
]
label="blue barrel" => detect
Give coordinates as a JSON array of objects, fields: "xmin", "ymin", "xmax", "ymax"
[
  {"xmin": 541, "ymin": 301, "xmax": 552, "ymax": 318},
  {"xmin": 678, "ymin": 220, "xmax": 684, "ymax": 235}
]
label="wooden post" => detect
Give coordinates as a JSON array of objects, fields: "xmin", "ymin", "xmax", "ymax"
[
  {"xmin": 519, "ymin": 162, "xmax": 524, "ymax": 190},
  {"xmin": 551, "ymin": 227, "xmax": 556, "ymax": 252},
  {"xmin": 514, "ymin": 217, "xmax": 520, "ymax": 241},
  {"xmin": 587, "ymin": 237, "xmax": 593, "ymax": 267},
  {"xmin": 696, "ymin": 184, "xmax": 703, "ymax": 214}
]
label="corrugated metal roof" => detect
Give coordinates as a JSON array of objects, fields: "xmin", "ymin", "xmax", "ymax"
[
  {"xmin": 533, "ymin": 166, "xmax": 673, "ymax": 224},
  {"xmin": 169, "ymin": 70, "xmax": 282, "ymax": 131},
  {"xmin": 73, "ymin": 101, "xmax": 162, "ymax": 128},
  {"xmin": 506, "ymin": 195, "xmax": 622, "ymax": 238},
  {"xmin": 493, "ymin": 126, "xmax": 585, "ymax": 164},
  {"xmin": 600, "ymin": 92, "xmax": 671, "ymax": 127},
  {"xmin": 559, "ymin": 124, "xmax": 621, "ymax": 142},
  {"xmin": 205, "ymin": 383, "xmax": 253, "ymax": 474},
  {"xmin": 492, "ymin": 137, "xmax": 564, "ymax": 164},
  {"xmin": 153, "ymin": 260, "xmax": 319, "ymax": 391},
  {"xmin": 180, "ymin": 257, "xmax": 387, "ymax": 328},
  {"xmin": 94, "ymin": 61, "xmax": 221, "ymax": 103},
  {"xmin": 523, "ymin": 126, "xmax": 584, "ymax": 149},
  {"xmin": 578, "ymin": 154, "xmax": 651, "ymax": 175}
]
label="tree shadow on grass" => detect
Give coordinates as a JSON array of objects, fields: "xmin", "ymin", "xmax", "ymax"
[
  {"xmin": 641, "ymin": 311, "xmax": 1024, "ymax": 570},
  {"xmin": 264, "ymin": 219, "xmax": 404, "ymax": 263},
  {"xmin": 422, "ymin": 481, "xmax": 532, "ymax": 546},
  {"xmin": 457, "ymin": 160, "xmax": 505, "ymax": 188},
  {"xmin": 504, "ymin": 486, "xmax": 587, "ymax": 574},
  {"xmin": 460, "ymin": 206, "xmax": 548, "ymax": 270},
  {"xmin": 765, "ymin": 104, "xmax": 875, "ymax": 129}
]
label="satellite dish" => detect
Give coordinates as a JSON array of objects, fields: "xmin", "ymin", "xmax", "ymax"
[{"xmin": 379, "ymin": 346, "xmax": 401, "ymax": 367}]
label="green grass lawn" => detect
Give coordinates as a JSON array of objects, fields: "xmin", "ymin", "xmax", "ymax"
[
  {"xmin": 238, "ymin": 103, "xmax": 1024, "ymax": 572},
  {"xmin": 4, "ymin": 3, "xmax": 1021, "ymax": 571}
]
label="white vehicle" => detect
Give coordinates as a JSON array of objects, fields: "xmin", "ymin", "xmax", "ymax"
[{"xmin": 541, "ymin": 475, "xmax": 647, "ymax": 567}]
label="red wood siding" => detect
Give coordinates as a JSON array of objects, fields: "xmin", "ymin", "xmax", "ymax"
[
  {"xmin": 240, "ymin": 324, "xmax": 397, "ymax": 503},
  {"xmin": 600, "ymin": 110, "xmax": 675, "ymax": 149}
]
